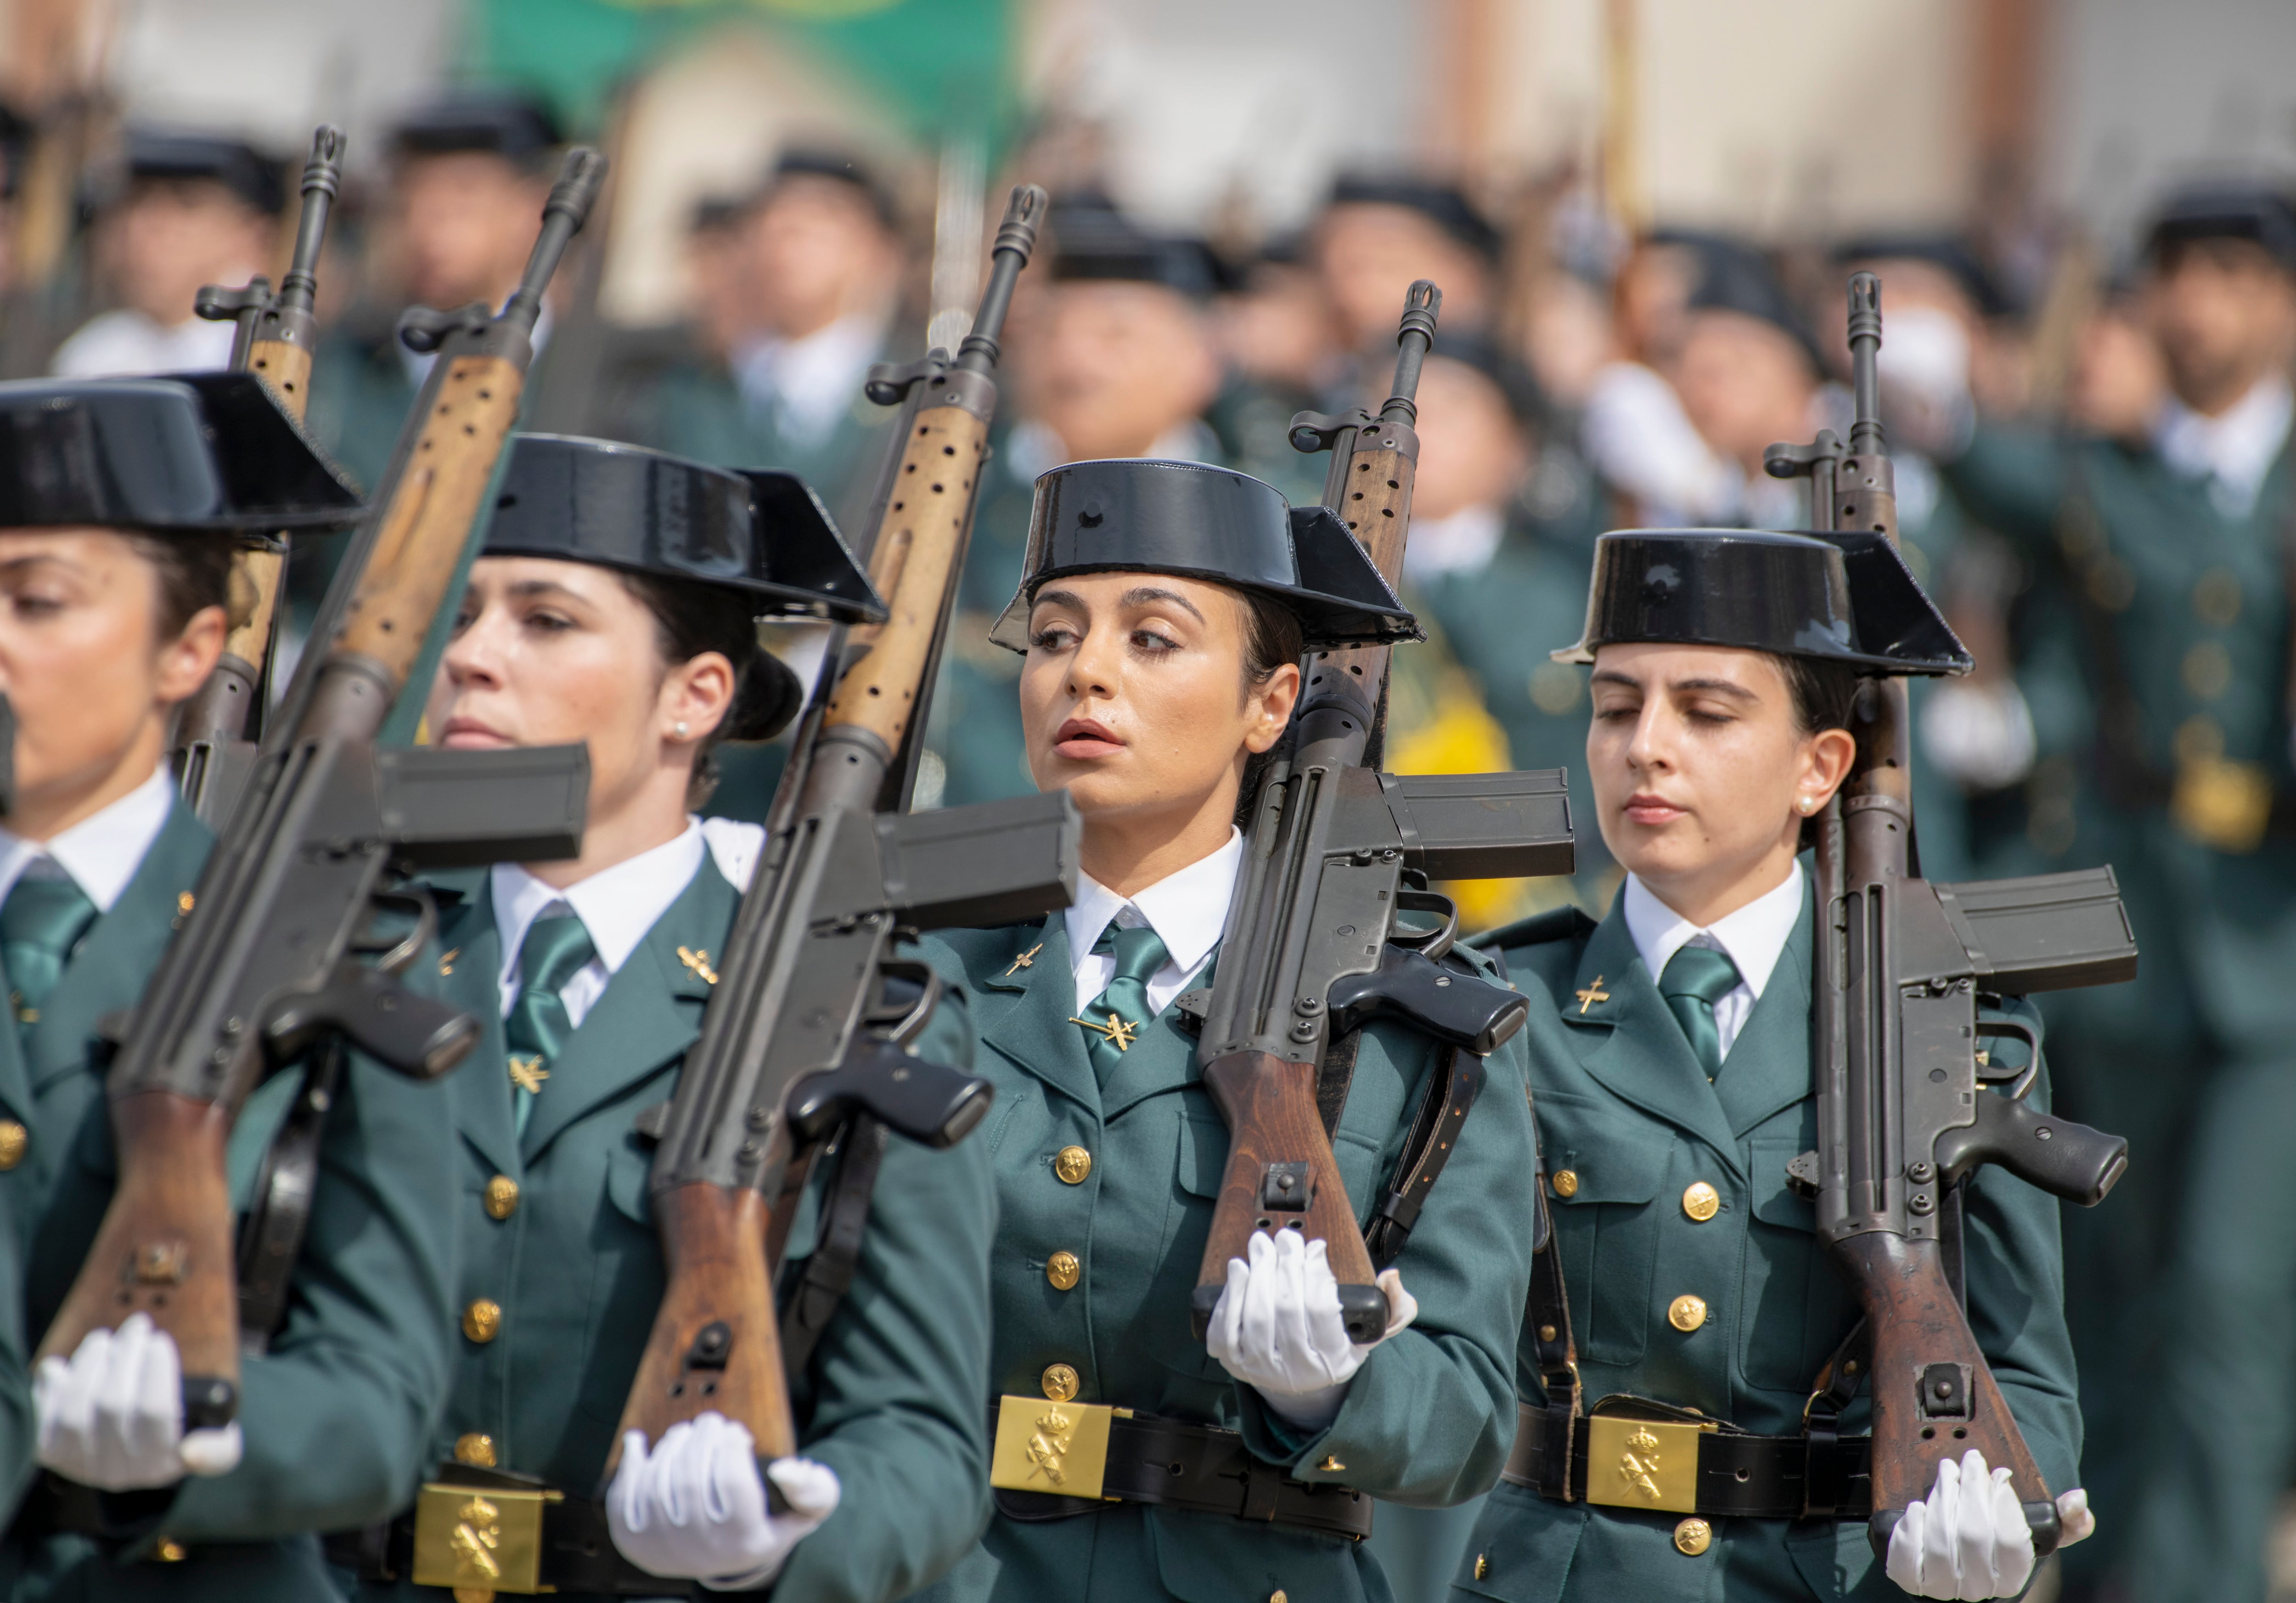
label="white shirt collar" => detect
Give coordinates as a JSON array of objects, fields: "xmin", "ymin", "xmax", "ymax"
[
  {"xmin": 0, "ymin": 768, "xmax": 176, "ymax": 913},
  {"xmin": 1065, "ymin": 829, "xmax": 1243, "ymax": 1009},
  {"xmin": 733, "ymin": 310, "xmax": 889, "ymax": 447},
  {"xmin": 1402, "ymin": 502, "xmax": 1506, "ymax": 583},
  {"xmin": 2153, "ymin": 373, "xmax": 2295, "ymax": 517},
  {"xmin": 492, "ymin": 822, "xmax": 706, "ymax": 993},
  {"xmin": 1622, "ymin": 859, "xmax": 1805, "ymax": 1002}
]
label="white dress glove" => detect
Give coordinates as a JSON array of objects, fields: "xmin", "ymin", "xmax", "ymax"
[
  {"xmin": 34, "ymin": 1313, "xmax": 243, "ymax": 1490},
  {"xmin": 607, "ymin": 1412, "xmax": 838, "ymax": 1590},
  {"xmin": 1204, "ymin": 1227, "xmax": 1418, "ymax": 1431},
  {"xmin": 1885, "ymin": 1450, "xmax": 2038, "ymax": 1599}
]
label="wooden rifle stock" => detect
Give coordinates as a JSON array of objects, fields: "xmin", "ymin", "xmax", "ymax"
[
  {"xmin": 611, "ymin": 185, "xmax": 1054, "ymax": 1479},
  {"xmin": 1191, "ymin": 283, "xmax": 1440, "ymax": 1343},
  {"xmin": 39, "ymin": 148, "xmax": 606, "ymax": 1435}
]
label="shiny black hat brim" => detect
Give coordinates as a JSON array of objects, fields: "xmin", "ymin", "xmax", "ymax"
[
  {"xmin": 1552, "ymin": 526, "xmax": 1969, "ymax": 675},
  {"xmin": 0, "ymin": 372, "xmax": 360, "ymax": 532}
]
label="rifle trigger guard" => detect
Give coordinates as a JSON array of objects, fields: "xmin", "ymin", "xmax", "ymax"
[
  {"xmin": 866, "ymin": 959, "xmax": 942, "ymax": 1050},
  {"xmin": 352, "ymin": 886, "xmax": 440, "ymax": 976},
  {"xmin": 1974, "ymin": 1016, "xmax": 2043, "ymax": 1100},
  {"xmin": 1388, "ymin": 888, "xmax": 1460, "ymax": 960},
  {"xmin": 1287, "ymin": 407, "xmax": 1373, "ymax": 456}
]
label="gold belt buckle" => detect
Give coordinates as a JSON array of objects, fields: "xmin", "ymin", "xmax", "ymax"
[
  {"xmin": 412, "ymin": 1480, "xmax": 561, "ymax": 1601},
  {"xmin": 1584, "ymin": 1414, "xmax": 1715, "ymax": 1515},
  {"xmin": 990, "ymin": 1394, "xmax": 1117, "ymax": 1501}
]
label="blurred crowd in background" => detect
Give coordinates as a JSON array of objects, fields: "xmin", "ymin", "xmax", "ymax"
[{"xmin": 2, "ymin": 1, "xmax": 2296, "ymax": 1599}]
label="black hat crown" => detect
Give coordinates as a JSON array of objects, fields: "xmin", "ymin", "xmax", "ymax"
[
  {"xmin": 989, "ymin": 458, "xmax": 1415, "ymax": 653},
  {"xmin": 483, "ymin": 434, "xmax": 884, "ymax": 624},
  {"xmin": 1554, "ymin": 527, "xmax": 1968, "ymax": 675}
]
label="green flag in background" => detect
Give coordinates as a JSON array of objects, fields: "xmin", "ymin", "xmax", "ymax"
[{"xmin": 463, "ymin": 0, "xmax": 1016, "ymax": 150}]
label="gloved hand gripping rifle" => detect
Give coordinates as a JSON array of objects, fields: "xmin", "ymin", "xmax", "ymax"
[
  {"xmin": 1766, "ymin": 272, "xmax": 2136, "ymax": 1558},
  {"xmin": 610, "ymin": 186, "xmax": 1080, "ymax": 1473},
  {"xmin": 36, "ymin": 149, "xmax": 609, "ymax": 1439},
  {"xmin": 1188, "ymin": 282, "xmax": 1576, "ymax": 1343}
]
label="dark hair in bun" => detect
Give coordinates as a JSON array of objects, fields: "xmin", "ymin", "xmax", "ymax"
[{"xmin": 618, "ymin": 570, "xmax": 802, "ymax": 807}]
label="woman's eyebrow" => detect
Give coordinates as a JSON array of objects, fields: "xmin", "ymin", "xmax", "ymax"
[
  {"xmin": 1667, "ymin": 676, "xmax": 1758, "ymax": 700},
  {"xmin": 1119, "ymin": 585, "xmax": 1205, "ymax": 624}
]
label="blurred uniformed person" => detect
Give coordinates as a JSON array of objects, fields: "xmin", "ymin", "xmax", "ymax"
[
  {"xmin": 48, "ymin": 130, "xmax": 282, "ymax": 379},
  {"xmin": 1456, "ymin": 529, "xmax": 2091, "ymax": 1602},
  {"xmin": 1940, "ymin": 181, "xmax": 2296, "ymax": 1603},
  {"xmin": 1312, "ymin": 174, "xmax": 1501, "ymax": 353},
  {"xmin": 304, "ymin": 91, "xmax": 561, "ymax": 493},
  {"xmin": 0, "ymin": 374, "xmax": 461, "ymax": 1597},
  {"xmin": 917, "ymin": 457, "xmax": 1537, "ymax": 1603},
  {"xmin": 327, "ymin": 434, "xmax": 996, "ymax": 1603}
]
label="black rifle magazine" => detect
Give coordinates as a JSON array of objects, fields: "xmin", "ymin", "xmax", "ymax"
[
  {"xmin": 1930, "ymin": 868, "xmax": 2139, "ymax": 993},
  {"xmin": 377, "ymin": 743, "xmax": 590, "ymax": 870},
  {"xmin": 1371, "ymin": 769, "xmax": 1574, "ymax": 881}
]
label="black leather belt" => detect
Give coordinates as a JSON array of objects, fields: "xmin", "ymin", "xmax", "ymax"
[
  {"xmin": 989, "ymin": 1400, "xmax": 1373, "ymax": 1541},
  {"xmin": 324, "ymin": 1474, "xmax": 696, "ymax": 1598},
  {"xmin": 1504, "ymin": 1401, "xmax": 1874, "ymax": 1520}
]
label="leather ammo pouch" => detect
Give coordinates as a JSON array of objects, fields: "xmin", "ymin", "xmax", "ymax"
[
  {"xmin": 324, "ymin": 1463, "xmax": 698, "ymax": 1598},
  {"xmin": 987, "ymin": 1397, "xmax": 1373, "ymax": 1540}
]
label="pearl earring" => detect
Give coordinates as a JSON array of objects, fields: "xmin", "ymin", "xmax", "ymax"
[{"xmin": 674, "ymin": 721, "xmax": 690, "ymax": 739}]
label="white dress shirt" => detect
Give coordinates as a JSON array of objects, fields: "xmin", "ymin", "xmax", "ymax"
[
  {"xmin": 1403, "ymin": 502, "xmax": 1506, "ymax": 583},
  {"xmin": 2154, "ymin": 373, "xmax": 2295, "ymax": 519},
  {"xmin": 1066, "ymin": 829, "xmax": 1244, "ymax": 1017},
  {"xmin": 0, "ymin": 768, "xmax": 176, "ymax": 913},
  {"xmin": 50, "ymin": 310, "xmax": 237, "ymax": 379},
  {"xmin": 733, "ymin": 310, "xmax": 889, "ymax": 451},
  {"xmin": 492, "ymin": 823, "xmax": 707, "ymax": 1031},
  {"xmin": 1621, "ymin": 860, "xmax": 1806, "ymax": 1062}
]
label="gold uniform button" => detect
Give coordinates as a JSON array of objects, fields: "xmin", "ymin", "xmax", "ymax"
[
  {"xmin": 484, "ymin": 1175, "xmax": 519, "ymax": 1220},
  {"xmin": 1668, "ymin": 1294, "xmax": 1709, "ymax": 1332},
  {"xmin": 1270, "ymin": 1592, "xmax": 1289, "ymax": 1603},
  {"xmin": 154, "ymin": 1538, "xmax": 188, "ymax": 1563},
  {"xmin": 0, "ymin": 1121, "xmax": 26, "ymax": 1170},
  {"xmin": 1552, "ymin": 1168, "xmax": 1579, "ymax": 1198},
  {"xmin": 1055, "ymin": 1146, "xmax": 1093, "ymax": 1185},
  {"xmin": 1674, "ymin": 1516, "xmax": 1713, "ymax": 1555},
  {"xmin": 1041, "ymin": 1363, "xmax": 1080, "ymax": 1401},
  {"xmin": 1683, "ymin": 1181, "xmax": 1720, "ymax": 1222},
  {"xmin": 462, "ymin": 1298, "xmax": 502, "ymax": 1343},
  {"xmin": 1317, "ymin": 1455, "xmax": 1345, "ymax": 1473},
  {"xmin": 1474, "ymin": 1552, "xmax": 1491, "ymax": 1580},
  {"xmin": 1046, "ymin": 1251, "xmax": 1081, "ymax": 1291},
  {"xmin": 454, "ymin": 1433, "xmax": 496, "ymax": 1468}
]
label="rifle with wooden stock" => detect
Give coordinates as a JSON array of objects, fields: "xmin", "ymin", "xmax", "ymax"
[
  {"xmin": 1765, "ymin": 272, "xmax": 2136, "ymax": 1558},
  {"xmin": 36, "ymin": 148, "xmax": 608, "ymax": 1437},
  {"xmin": 176, "ymin": 124, "xmax": 348, "ymax": 821},
  {"xmin": 610, "ymin": 184, "xmax": 1080, "ymax": 1472},
  {"xmin": 1187, "ymin": 282, "xmax": 1576, "ymax": 1342}
]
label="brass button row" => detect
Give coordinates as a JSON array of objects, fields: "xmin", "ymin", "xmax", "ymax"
[
  {"xmin": 0, "ymin": 1120, "xmax": 26, "ymax": 1170},
  {"xmin": 1046, "ymin": 1251, "xmax": 1081, "ymax": 1291},
  {"xmin": 462, "ymin": 1298, "xmax": 502, "ymax": 1343},
  {"xmin": 1551, "ymin": 1168, "xmax": 1578, "ymax": 1198},
  {"xmin": 484, "ymin": 1175, "xmax": 519, "ymax": 1220},
  {"xmin": 1055, "ymin": 1145, "xmax": 1093, "ymax": 1185}
]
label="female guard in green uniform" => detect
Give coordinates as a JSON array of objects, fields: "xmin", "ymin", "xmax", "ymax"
[
  {"xmin": 329, "ymin": 434, "xmax": 996, "ymax": 1603},
  {"xmin": 1453, "ymin": 530, "xmax": 2093, "ymax": 1603},
  {"xmin": 917, "ymin": 458, "xmax": 1540, "ymax": 1603},
  {"xmin": 0, "ymin": 374, "xmax": 464, "ymax": 1597}
]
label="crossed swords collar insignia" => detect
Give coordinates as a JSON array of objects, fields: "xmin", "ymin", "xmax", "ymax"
[{"xmin": 1069, "ymin": 1011, "xmax": 1139, "ymax": 1053}]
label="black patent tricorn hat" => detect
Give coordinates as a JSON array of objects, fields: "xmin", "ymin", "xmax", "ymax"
[
  {"xmin": 988, "ymin": 459, "xmax": 1417, "ymax": 653},
  {"xmin": 484, "ymin": 435, "xmax": 885, "ymax": 625},
  {"xmin": 1553, "ymin": 528, "xmax": 1970, "ymax": 675},
  {"xmin": 0, "ymin": 373, "xmax": 361, "ymax": 532}
]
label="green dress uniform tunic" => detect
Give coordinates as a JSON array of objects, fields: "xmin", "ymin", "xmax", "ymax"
[
  {"xmin": 349, "ymin": 846, "xmax": 996, "ymax": 1603},
  {"xmin": 912, "ymin": 917, "xmax": 1539, "ymax": 1603},
  {"xmin": 1450, "ymin": 885, "xmax": 2082, "ymax": 1603},
  {"xmin": 5, "ymin": 797, "xmax": 462, "ymax": 1600},
  {"xmin": 1945, "ymin": 421, "xmax": 2296, "ymax": 1599}
]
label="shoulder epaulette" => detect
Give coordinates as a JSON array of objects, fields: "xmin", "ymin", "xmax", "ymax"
[{"xmin": 1467, "ymin": 903, "xmax": 1598, "ymax": 954}]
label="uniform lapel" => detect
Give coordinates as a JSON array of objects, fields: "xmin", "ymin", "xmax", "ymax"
[
  {"xmin": 975, "ymin": 920, "xmax": 1101, "ymax": 1118},
  {"xmin": 430, "ymin": 875, "xmax": 519, "ymax": 1182},
  {"xmin": 1715, "ymin": 889, "xmax": 1817, "ymax": 1137},
  {"xmin": 518, "ymin": 864, "xmax": 733, "ymax": 1163},
  {"xmin": 1559, "ymin": 905, "xmax": 1746, "ymax": 1178},
  {"xmin": 27, "ymin": 802, "xmax": 212, "ymax": 1094},
  {"xmin": 1097, "ymin": 952, "xmax": 1218, "ymax": 1118}
]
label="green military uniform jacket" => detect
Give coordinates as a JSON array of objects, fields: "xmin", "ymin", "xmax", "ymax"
[
  {"xmin": 1451, "ymin": 887, "xmax": 2081, "ymax": 1602},
  {"xmin": 354, "ymin": 852, "xmax": 994, "ymax": 1603},
  {"xmin": 1945, "ymin": 426, "xmax": 2296, "ymax": 1060},
  {"xmin": 4, "ymin": 798, "xmax": 461, "ymax": 1600},
  {"xmin": 913, "ymin": 918, "xmax": 1539, "ymax": 1603}
]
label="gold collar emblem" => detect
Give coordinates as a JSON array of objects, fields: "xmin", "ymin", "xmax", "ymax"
[
  {"xmin": 1006, "ymin": 943, "xmax": 1043, "ymax": 976},
  {"xmin": 506, "ymin": 1055, "xmax": 548, "ymax": 1095},
  {"xmin": 1069, "ymin": 1012, "xmax": 1139, "ymax": 1053},
  {"xmin": 1575, "ymin": 976, "xmax": 1611, "ymax": 1015},
  {"xmin": 677, "ymin": 946, "xmax": 718, "ymax": 985}
]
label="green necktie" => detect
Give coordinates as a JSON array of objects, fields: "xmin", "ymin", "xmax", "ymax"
[
  {"xmin": 505, "ymin": 910, "xmax": 597, "ymax": 1134},
  {"xmin": 1072, "ymin": 923, "xmax": 1171, "ymax": 1078},
  {"xmin": 0, "ymin": 873, "xmax": 97, "ymax": 1044},
  {"xmin": 1659, "ymin": 943, "xmax": 1742, "ymax": 1081}
]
